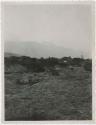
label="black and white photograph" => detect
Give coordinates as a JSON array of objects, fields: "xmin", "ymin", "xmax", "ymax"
[{"xmin": 2, "ymin": 1, "xmax": 93, "ymax": 121}]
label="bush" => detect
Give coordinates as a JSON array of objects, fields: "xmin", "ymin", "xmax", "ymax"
[
  {"xmin": 71, "ymin": 58, "xmax": 84, "ymax": 67},
  {"xmin": 83, "ymin": 60, "xmax": 92, "ymax": 72},
  {"xmin": 49, "ymin": 67, "xmax": 59, "ymax": 76}
]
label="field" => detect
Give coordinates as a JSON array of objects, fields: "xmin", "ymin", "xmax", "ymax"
[{"xmin": 5, "ymin": 56, "xmax": 92, "ymax": 120}]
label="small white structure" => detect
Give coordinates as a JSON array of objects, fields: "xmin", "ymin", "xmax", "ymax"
[{"xmin": 63, "ymin": 60, "xmax": 68, "ymax": 63}]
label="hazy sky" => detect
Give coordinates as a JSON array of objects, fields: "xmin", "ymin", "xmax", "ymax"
[{"xmin": 3, "ymin": 2, "xmax": 92, "ymax": 57}]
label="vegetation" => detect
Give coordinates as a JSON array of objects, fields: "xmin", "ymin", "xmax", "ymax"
[
  {"xmin": 4, "ymin": 55, "xmax": 92, "ymax": 120},
  {"xmin": 5, "ymin": 56, "xmax": 91, "ymax": 73},
  {"xmin": 83, "ymin": 59, "xmax": 92, "ymax": 72}
]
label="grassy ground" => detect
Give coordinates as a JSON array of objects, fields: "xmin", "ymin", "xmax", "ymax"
[{"xmin": 5, "ymin": 66, "xmax": 92, "ymax": 120}]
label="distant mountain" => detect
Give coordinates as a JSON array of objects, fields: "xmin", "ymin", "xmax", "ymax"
[
  {"xmin": 5, "ymin": 41, "xmax": 89, "ymax": 58},
  {"xmin": 5, "ymin": 52, "xmax": 21, "ymax": 57}
]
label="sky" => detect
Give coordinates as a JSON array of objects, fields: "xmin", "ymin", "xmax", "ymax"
[{"xmin": 2, "ymin": 2, "xmax": 92, "ymax": 58}]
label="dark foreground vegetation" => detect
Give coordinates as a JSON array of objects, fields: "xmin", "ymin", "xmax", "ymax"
[
  {"xmin": 5, "ymin": 56, "xmax": 92, "ymax": 72},
  {"xmin": 5, "ymin": 55, "xmax": 92, "ymax": 120}
]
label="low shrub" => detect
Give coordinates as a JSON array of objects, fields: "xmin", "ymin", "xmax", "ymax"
[{"xmin": 83, "ymin": 60, "xmax": 92, "ymax": 72}]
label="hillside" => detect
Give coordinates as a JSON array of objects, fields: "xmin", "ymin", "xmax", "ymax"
[{"xmin": 5, "ymin": 55, "xmax": 92, "ymax": 120}]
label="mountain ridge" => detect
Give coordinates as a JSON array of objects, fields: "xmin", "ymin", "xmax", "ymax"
[{"xmin": 5, "ymin": 41, "xmax": 89, "ymax": 58}]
